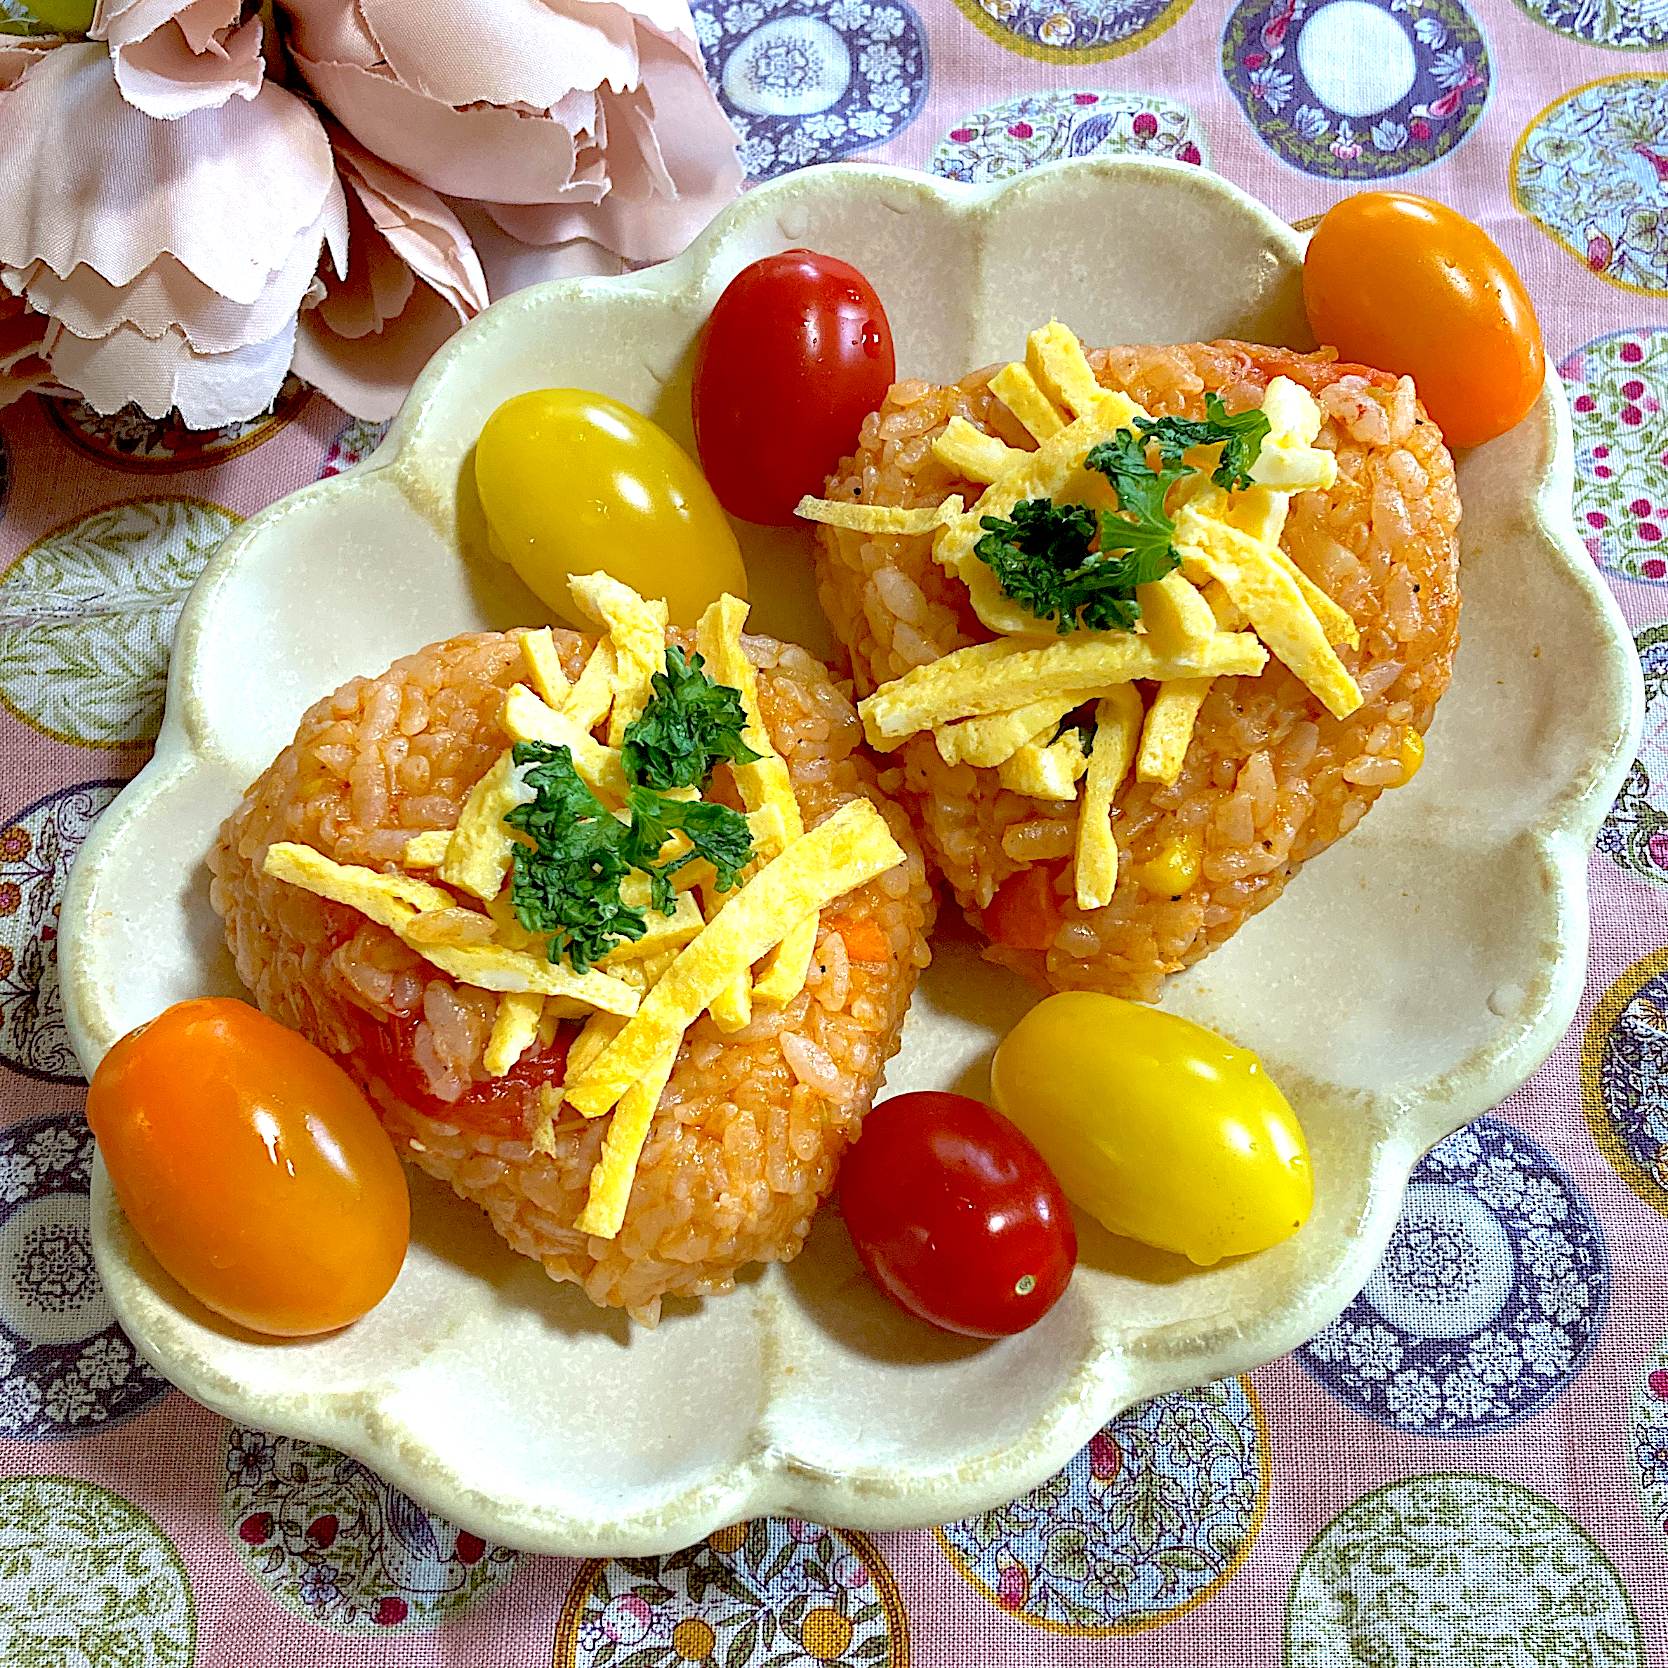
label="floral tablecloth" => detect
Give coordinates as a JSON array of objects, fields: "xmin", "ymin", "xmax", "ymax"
[{"xmin": 2, "ymin": 1, "xmax": 1668, "ymax": 1662}]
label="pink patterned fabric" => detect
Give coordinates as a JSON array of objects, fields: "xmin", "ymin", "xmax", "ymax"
[{"xmin": 1, "ymin": 0, "xmax": 1667, "ymax": 1660}]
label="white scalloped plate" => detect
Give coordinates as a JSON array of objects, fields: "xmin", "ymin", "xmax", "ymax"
[{"xmin": 61, "ymin": 160, "xmax": 1640, "ymax": 1556}]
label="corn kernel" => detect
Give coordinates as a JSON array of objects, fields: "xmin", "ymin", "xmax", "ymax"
[
  {"xmin": 1395, "ymin": 729, "xmax": 1425, "ymax": 787},
  {"xmin": 1130, "ymin": 829, "xmax": 1203, "ymax": 898}
]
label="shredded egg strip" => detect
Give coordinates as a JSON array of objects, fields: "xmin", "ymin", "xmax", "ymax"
[{"xmin": 562, "ymin": 798, "xmax": 906, "ymax": 1125}]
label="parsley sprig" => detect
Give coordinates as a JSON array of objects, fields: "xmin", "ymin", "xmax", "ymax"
[
  {"xmin": 505, "ymin": 744, "xmax": 646, "ymax": 973},
  {"xmin": 1133, "ymin": 393, "xmax": 1272, "ymax": 491},
  {"xmin": 973, "ymin": 393, "xmax": 1273, "ymax": 635},
  {"xmin": 506, "ymin": 649, "xmax": 760, "ymax": 970},
  {"xmin": 621, "ymin": 647, "xmax": 761, "ymax": 789},
  {"xmin": 624, "ymin": 785, "xmax": 756, "ymax": 912}
]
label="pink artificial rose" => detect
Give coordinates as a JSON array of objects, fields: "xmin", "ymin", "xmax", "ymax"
[
  {"xmin": 282, "ymin": 0, "xmax": 741, "ymax": 264},
  {"xmin": 292, "ymin": 127, "xmax": 492, "ymax": 421},
  {"xmin": 90, "ymin": 0, "xmax": 264, "ymax": 119},
  {"xmin": 0, "ymin": 41, "xmax": 346, "ymax": 424}
]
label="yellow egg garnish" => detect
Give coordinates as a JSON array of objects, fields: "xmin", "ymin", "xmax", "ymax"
[
  {"xmin": 990, "ymin": 991, "xmax": 1313, "ymax": 1266},
  {"xmin": 474, "ymin": 390, "xmax": 747, "ymax": 630}
]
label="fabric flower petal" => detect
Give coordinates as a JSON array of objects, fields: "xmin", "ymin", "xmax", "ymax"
[
  {"xmin": 330, "ymin": 132, "xmax": 490, "ymax": 323},
  {"xmin": 0, "ymin": 290, "xmax": 52, "ymax": 408},
  {"xmin": 292, "ymin": 279, "xmax": 461, "ymax": 422},
  {"xmin": 287, "ymin": 48, "xmax": 586, "ymax": 204},
  {"xmin": 0, "ymin": 34, "xmax": 63, "ymax": 90},
  {"xmin": 0, "ymin": 41, "xmax": 339, "ymax": 303},
  {"xmin": 6, "ymin": 194, "xmax": 344, "ymax": 354},
  {"xmin": 487, "ymin": 37, "xmax": 742, "ymax": 261},
  {"xmin": 283, "ymin": 0, "xmax": 740, "ymax": 262},
  {"xmin": 353, "ymin": 0, "xmax": 640, "ymax": 108},
  {"xmin": 447, "ymin": 198, "xmax": 624, "ymax": 299},
  {"xmin": 48, "ymin": 310, "xmax": 298, "ymax": 426},
  {"xmin": 90, "ymin": 0, "xmax": 263, "ymax": 118},
  {"xmin": 293, "ymin": 134, "xmax": 492, "ymax": 420}
]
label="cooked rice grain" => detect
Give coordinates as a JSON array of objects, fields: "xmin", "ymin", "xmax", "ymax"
[
  {"xmin": 208, "ymin": 627, "xmax": 935, "ymax": 1322},
  {"xmin": 811, "ymin": 340, "xmax": 1461, "ymax": 1000}
]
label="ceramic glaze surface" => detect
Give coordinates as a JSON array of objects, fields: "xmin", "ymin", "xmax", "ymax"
[{"xmin": 58, "ymin": 161, "xmax": 1640, "ymax": 1556}]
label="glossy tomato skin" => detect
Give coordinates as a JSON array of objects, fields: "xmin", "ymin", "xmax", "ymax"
[
  {"xmin": 88, "ymin": 998, "xmax": 410, "ymax": 1337},
  {"xmin": 1303, "ymin": 192, "xmax": 1544, "ymax": 449},
  {"xmin": 693, "ymin": 250, "xmax": 896, "ymax": 525},
  {"xmin": 990, "ymin": 992, "xmax": 1312, "ymax": 1266},
  {"xmin": 474, "ymin": 389, "xmax": 747, "ymax": 629},
  {"xmin": 840, "ymin": 1091, "xmax": 1076, "ymax": 1337},
  {"xmin": 982, "ymin": 863, "xmax": 1065, "ymax": 952}
]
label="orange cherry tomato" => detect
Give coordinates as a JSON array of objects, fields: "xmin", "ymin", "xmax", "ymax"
[
  {"xmin": 88, "ymin": 998, "xmax": 410, "ymax": 1337},
  {"xmin": 1303, "ymin": 192, "xmax": 1545, "ymax": 449},
  {"xmin": 983, "ymin": 863, "xmax": 1065, "ymax": 952}
]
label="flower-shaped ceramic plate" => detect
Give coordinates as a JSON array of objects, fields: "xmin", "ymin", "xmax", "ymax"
[{"xmin": 61, "ymin": 160, "xmax": 1641, "ymax": 1556}]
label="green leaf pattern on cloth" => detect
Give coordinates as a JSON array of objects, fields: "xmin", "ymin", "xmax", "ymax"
[
  {"xmin": 0, "ymin": 498, "xmax": 239, "ymax": 749},
  {"xmin": 1285, "ymin": 1474, "xmax": 1645, "ymax": 1667},
  {"xmin": 0, "ymin": 1476, "xmax": 194, "ymax": 1667}
]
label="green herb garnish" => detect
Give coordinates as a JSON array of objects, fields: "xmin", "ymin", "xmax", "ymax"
[
  {"xmin": 621, "ymin": 647, "xmax": 762, "ymax": 791},
  {"xmin": 1082, "ymin": 429, "xmax": 1188, "ymax": 609},
  {"xmin": 505, "ymin": 742, "xmax": 647, "ymax": 972},
  {"xmin": 1133, "ymin": 393, "xmax": 1272, "ymax": 491},
  {"xmin": 622, "ymin": 786, "xmax": 756, "ymax": 913},
  {"xmin": 973, "ymin": 499, "xmax": 1100, "ymax": 634},
  {"xmin": 506, "ymin": 704, "xmax": 760, "ymax": 968}
]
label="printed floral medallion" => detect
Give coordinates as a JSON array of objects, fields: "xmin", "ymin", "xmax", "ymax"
[
  {"xmin": 691, "ymin": 0, "xmax": 929, "ymax": 182},
  {"xmin": 1597, "ymin": 625, "xmax": 1668, "ymax": 884},
  {"xmin": 40, "ymin": 376, "xmax": 310, "ymax": 473},
  {"xmin": 930, "ymin": 91, "xmax": 1208, "ymax": 183},
  {"xmin": 0, "ymin": 780, "xmax": 125, "ymax": 1082},
  {"xmin": 0, "ymin": 1476, "xmax": 195, "ymax": 1666},
  {"xmin": 945, "ymin": 0, "xmax": 1194, "ymax": 64},
  {"xmin": 1582, "ymin": 946, "xmax": 1668, "ymax": 1216},
  {"xmin": 0, "ymin": 496, "xmax": 240, "ymax": 749},
  {"xmin": 1297, "ymin": 1118, "xmax": 1608, "ymax": 1433},
  {"xmin": 0, "ymin": 1113, "xmax": 171, "ymax": 1438},
  {"xmin": 1285, "ymin": 1474, "xmax": 1644, "ymax": 1666},
  {"xmin": 1222, "ymin": 0, "xmax": 1490, "ymax": 179},
  {"xmin": 1631, "ymin": 1332, "xmax": 1668, "ymax": 1535},
  {"xmin": 222, "ymin": 1427, "xmax": 519, "ymax": 1633},
  {"xmin": 318, "ymin": 416, "xmax": 391, "ymax": 481},
  {"xmin": 1511, "ymin": 0, "xmax": 1667, "ymax": 59},
  {"xmin": 1513, "ymin": 75, "xmax": 1668, "ymax": 296},
  {"xmin": 553, "ymin": 1518, "xmax": 908, "ymax": 1666},
  {"xmin": 1562, "ymin": 329, "xmax": 1668, "ymax": 585},
  {"xmin": 935, "ymin": 1378, "xmax": 1266, "ymax": 1634}
]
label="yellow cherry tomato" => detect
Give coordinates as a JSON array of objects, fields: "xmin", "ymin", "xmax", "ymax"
[
  {"xmin": 989, "ymin": 991, "xmax": 1312, "ymax": 1266},
  {"xmin": 474, "ymin": 389, "xmax": 747, "ymax": 630}
]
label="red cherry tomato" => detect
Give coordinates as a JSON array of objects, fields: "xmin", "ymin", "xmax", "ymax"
[
  {"xmin": 692, "ymin": 249, "xmax": 896, "ymax": 525},
  {"xmin": 88, "ymin": 998, "xmax": 410, "ymax": 1337},
  {"xmin": 1303, "ymin": 192, "xmax": 1545, "ymax": 449},
  {"xmin": 983, "ymin": 864, "xmax": 1064, "ymax": 952},
  {"xmin": 840, "ymin": 1091, "xmax": 1077, "ymax": 1337}
]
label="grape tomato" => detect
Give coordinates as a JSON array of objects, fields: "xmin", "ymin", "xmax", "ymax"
[
  {"xmin": 88, "ymin": 998, "xmax": 410, "ymax": 1337},
  {"xmin": 692, "ymin": 250, "xmax": 896, "ymax": 525},
  {"xmin": 839, "ymin": 1090, "xmax": 1076, "ymax": 1337},
  {"xmin": 474, "ymin": 389, "xmax": 747, "ymax": 629},
  {"xmin": 990, "ymin": 992, "xmax": 1312, "ymax": 1266},
  {"xmin": 1303, "ymin": 192, "xmax": 1544, "ymax": 449}
]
